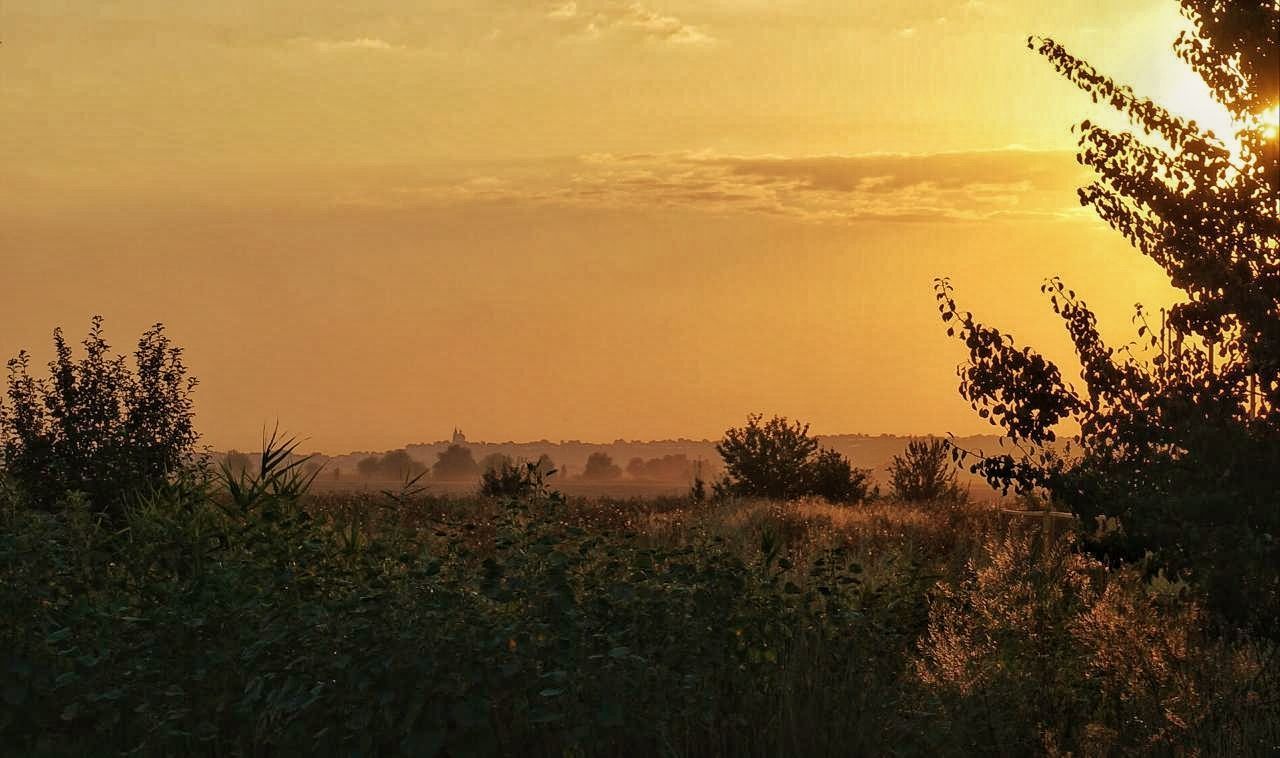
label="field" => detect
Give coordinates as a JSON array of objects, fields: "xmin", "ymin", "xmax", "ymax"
[
  {"xmin": 3, "ymin": 478, "xmax": 1276, "ymax": 756},
  {"xmin": 309, "ymin": 477, "xmax": 693, "ymax": 500}
]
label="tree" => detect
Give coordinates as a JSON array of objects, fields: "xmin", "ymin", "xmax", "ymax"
[
  {"xmin": 379, "ymin": 449, "xmax": 426, "ymax": 479},
  {"xmin": 716, "ymin": 414, "xmax": 819, "ymax": 500},
  {"xmin": 480, "ymin": 453, "xmax": 515, "ymax": 475},
  {"xmin": 580, "ymin": 452, "xmax": 621, "ymax": 481},
  {"xmin": 1, "ymin": 318, "xmax": 199, "ymax": 517},
  {"xmin": 432, "ymin": 444, "xmax": 479, "ymax": 481},
  {"xmin": 808, "ymin": 448, "xmax": 872, "ymax": 504},
  {"xmin": 888, "ymin": 439, "xmax": 960, "ymax": 503},
  {"xmin": 356, "ymin": 456, "xmax": 382, "ymax": 479},
  {"xmin": 937, "ymin": 0, "xmax": 1278, "ymax": 627}
]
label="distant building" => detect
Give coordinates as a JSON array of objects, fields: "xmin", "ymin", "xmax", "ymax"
[{"xmin": 452, "ymin": 427, "xmax": 467, "ymax": 445}]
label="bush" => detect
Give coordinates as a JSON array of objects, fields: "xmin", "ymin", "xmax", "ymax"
[
  {"xmin": 889, "ymin": 439, "xmax": 961, "ymax": 503},
  {"xmin": 716, "ymin": 414, "xmax": 870, "ymax": 503},
  {"xmin": 479, "ymin": 458, "xmax": 557, "ymax": 499},
  {"xmin": 432, "ymin": 444, "xmax": 479, "ymax": 481},
  {"xmin": 808, "ymin": 448, "xmax": 871, "ymax": 504},
  {"xmin": 580, "ymin": 451, "xmax": 622, "ymax": 481},
  {"xmin": 1, "ymin": 317, "xmax": 198, "ymax": 518}
]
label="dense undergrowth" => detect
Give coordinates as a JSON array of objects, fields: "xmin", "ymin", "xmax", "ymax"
[{"xmin": 2, "ymin": 458, "xmax": 1276, "ymax": 757}]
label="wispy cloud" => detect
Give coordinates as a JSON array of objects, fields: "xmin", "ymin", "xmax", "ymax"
[
  {"xmin": 288, "ymin": 37, "xmax": 412, "ymax": 53},
  {"xmin": 548, "ymin": 1, "xmax": 716, "ymax": 46},
  {"xmin": 358, "ymin": 148, "xmax": 1090, "ymax": 224}
]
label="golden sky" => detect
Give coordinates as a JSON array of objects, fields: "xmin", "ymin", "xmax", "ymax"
[{"xmin": 0, "ymin": 0, "xmax": 1227, "ymax": 452}]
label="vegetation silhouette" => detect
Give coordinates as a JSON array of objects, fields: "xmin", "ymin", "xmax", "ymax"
[
  {"xmin": 937, "ymin": 0, "xmax": 1279, "ymax": 631},
  {"xmin": 715, "ymin": 414, "xmax": 870, "ymax": 504},
  {"xmin": 1, "ymin": 317, "xmax": 198, "ymax": 519},
  {"xmin": 479, "ymin": 457, "xmax": 559, "ymax": 500},
  {"xmin": 580, "ymin": 451, "xmax": 623, "ymax": 481},
  {"xmin": 356, "ymin": 449, "xmax": 427, "ymax": 480},
  {"xmin": 889, "ymin": 439, "xmax": 962, "ymax": 503},
  {"xmin": 432, "ymin": 443, "xmax": 480, "ymax": 481}
]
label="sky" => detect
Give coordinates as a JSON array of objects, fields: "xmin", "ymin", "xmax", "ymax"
[{"xmin": 0, "ymin": 0, "xmax": 1233, "ymax": 452}]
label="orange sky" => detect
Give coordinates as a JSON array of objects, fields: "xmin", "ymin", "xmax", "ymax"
[{"xmin": 0, "ymin": 1, "xmax": 1228, "ymax": 452}]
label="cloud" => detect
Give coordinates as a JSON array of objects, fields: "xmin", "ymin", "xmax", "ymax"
[
  {"xmin": 289, "ymin": 36, "xmax": 410, "ymax": 53},
  {"xmin": 549, "ymin": 1, "xmax": 716, "ymax": 46},
  {"xmin": 361, "ymin": 148, "xmax": 1091, "ymax": 224},
  {"xmin": 547, "ymin": 2, "xmax": 579, "ymax": 19}
]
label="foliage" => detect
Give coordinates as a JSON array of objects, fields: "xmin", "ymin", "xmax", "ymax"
[
  {"xmin": 580, "ymin": 451, "xmax": 622, "ymax": 481},
  {"xmin": 480, "ymin": 458, "xmax": 558, "ymax": 500},
  {"xmin": 356, "ymin": 449, "xmax": 428, "ymax": 480},
  {"xmin": 0, "ymin": 317, "xmax": 199, "ymax": 518},
  {"xmin": 915, "ymin": 530, "xmax": 1276, "ymax": 755},
  {"xmin": 432, "ymin": 443, "xmax": 479, "ymax": 481},
  {"xmin": 936, "ymin": 0, "xmax": 1280, "ymax": 630},
  {"xmin": 626, "ymin": 453, "xmax": 696, "ymax": 481},
  {"xmin": 716, "ymin": 414, "xmax": 818, "ymax": 500},
  {"xmin": 2, "ymin": 468, "xmax": 1275, "ymax": 756},
  {"xmin": 807, "ymin": 448, "xmax": 872, "ymax": 505},
  {"xmin": 715, "ymin": 414, "xmax": 870, "ymax": 504},
  {"xmin": 889, "ymin": 439, "xmax": 961, "ymax": 503}
]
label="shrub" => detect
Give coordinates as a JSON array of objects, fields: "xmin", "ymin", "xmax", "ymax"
[
  {"xmin": 808, "ymin": 447, "xmax": 871, "ymax": 504},
  {"xmin": 889, "ymin": 439, "xmax": 961, "ymax": 503},
  {"xmin": 716, "ymin": 414, "xmax": 870, "ymax": 503},
  {"xmin": 432, "ymin": 443, "xmax": 479, "ymax": 481},
  {"xmin": 479, "ymin": 458, "xmax": 557, "ymax": 499},
  {"xmin": 716, "ymin": 414, "xmax": 818, "ymax": 500},
  {"xmin": 1, "ymin": 317, "xmax": 198, "ymax": 517},
  {"xmin": 580, "ymin": 451, "xmax": 622, "ymax": 481}
]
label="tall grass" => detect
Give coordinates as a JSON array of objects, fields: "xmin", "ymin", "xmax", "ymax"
[{"xmin": 1, "ymin": 464, "xmax": 1275, "ymax": 755}]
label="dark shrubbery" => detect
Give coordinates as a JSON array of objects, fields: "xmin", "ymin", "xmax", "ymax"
[
  {"xmin": 3, "ymin": 472, "xmax": 1274, "ymax": 756},
  {"xmin": 889, "ymin": 439, "xmax": 961, "ymax": 503},
  {"xmin": 580, "ymin": 451, "xmax": 622, "ymax": 481},
  {"xmin": 432, "ymin": 443, "xmax": 479, "ymax": 481},
  {"xmin": 479, "ymin": 457, "xmax": 557, "ymax": 499},
  {"xmin": 1, "ymin": 317, "xmax": 198, "ymax": 518},
  {"xmin": 715, "ymin": 414, "xmax": 870, "ymax": 504},
  {"xmin": 808, "ymin": 447, "xmax": 872, "ymax": 504},
  {"xmin": 356, "ymin": 449, "xmax": 428, "ymax": 480}
]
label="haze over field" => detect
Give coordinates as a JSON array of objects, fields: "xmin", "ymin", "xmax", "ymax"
[{"xmin": 1, "ymin": 0, "xmax": 1233, "ymax": 452}]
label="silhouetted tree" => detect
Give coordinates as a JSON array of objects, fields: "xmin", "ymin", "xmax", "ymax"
[
  {"xmin": 889, "ymin": 439, "xmax": 960, "ymax": 503},
  {"xmin": 625, "ymin": 453, "xmax": 695, "ymax": 481},
  {"xmin": 715, "ymin": 414, "xmax": 819, "ymax": 500},
  {"xmin": 937, "ymin": 0, "xmax": 1278, "ymax": 629},
  {"xmin": 380, "ymin": 449, "xmax": 426, "ymax": 479},
  {"xmin": 1, "ymin": 318, "xmax": 199, "ymax": 517},
  {"xmin": 808, "ymin": 448, "xmax": 871, "ymax": 504},
  {"xmin": 356, "ymin": 456, "xmax": 381, "ymax": 479},
  {"xmin": 432, "ymin": 444, "xmax": 479, "ymax": 481},
  {"xmin": 580, "ymin": 452, "xmax": 622, "ymax": 481}
]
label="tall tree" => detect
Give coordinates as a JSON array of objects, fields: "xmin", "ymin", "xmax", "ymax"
[{"xmin": 938, "ymin": 0, "xmax": 1278, "ymax": 627}]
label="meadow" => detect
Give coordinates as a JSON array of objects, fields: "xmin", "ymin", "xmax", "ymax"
[{"xmin": 3, "ymin": 453, "xmax": 1275, "ymax": 756}]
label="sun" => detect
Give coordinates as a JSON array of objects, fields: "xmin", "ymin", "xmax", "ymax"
[{"xmin": 1259, "ymin": 106, "xmax": 1279, "ymax": 142}]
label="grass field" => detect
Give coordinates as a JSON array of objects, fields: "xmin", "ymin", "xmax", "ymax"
[{"xmin": 3, "ymin": 477, "xmax": 1276, "ymax": 756}]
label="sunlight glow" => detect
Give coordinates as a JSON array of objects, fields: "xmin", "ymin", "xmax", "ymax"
[{"xmin": 1260, "ymin": 106, "xmax": 1279, "ymax": 142}]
